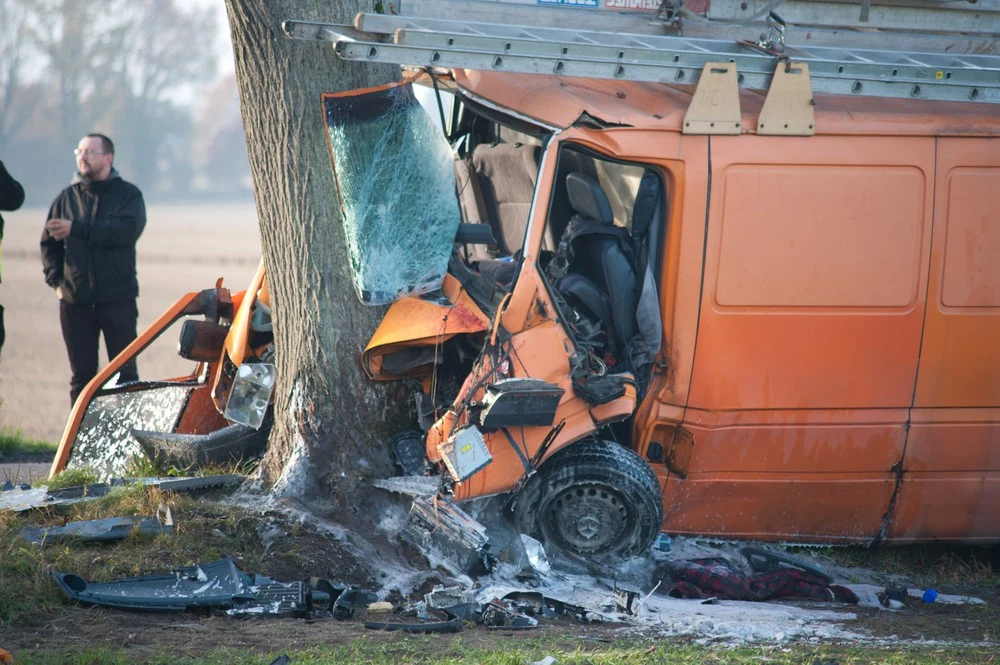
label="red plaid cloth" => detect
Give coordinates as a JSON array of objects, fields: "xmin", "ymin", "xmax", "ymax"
[{"xmin": 656, "ymin": 558, "xmax": 858, "ymax": 603}]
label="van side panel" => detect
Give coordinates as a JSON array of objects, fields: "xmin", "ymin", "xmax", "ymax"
[
  {"xmin": 668, "ymin": 136, "xmax": 935, "ymax": 541},
  {"xmin": 890, "ymin": 138, "xmax": 1000, "ymax": 542}
]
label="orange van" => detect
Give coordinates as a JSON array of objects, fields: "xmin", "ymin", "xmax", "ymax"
[
  {"xmin": 52, "ymin": 69, "xmax": 1000, "ymax": 560},
  {"xmin": 366, "ymin": 70, "xmax": 1000, "ymax": 556}
]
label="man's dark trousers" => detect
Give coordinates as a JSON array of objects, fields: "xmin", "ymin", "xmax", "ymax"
[{"xmin": 60, "ymin": 299, "xmax": 138, "ymax": 406}]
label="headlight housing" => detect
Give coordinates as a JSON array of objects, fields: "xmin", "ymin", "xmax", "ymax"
[{"xmin": 223, "ymin": 362, "xmax": 276, "ymax": 429}]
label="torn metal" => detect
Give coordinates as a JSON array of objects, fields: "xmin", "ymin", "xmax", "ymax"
[{"xmin": 399, "ymin": 495, "xmax": 491, "ymax": 577}]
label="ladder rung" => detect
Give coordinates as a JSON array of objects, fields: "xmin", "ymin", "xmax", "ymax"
[{"xmin": 283, "ymin": 14, "xmax": 1000, "ymax": 105}]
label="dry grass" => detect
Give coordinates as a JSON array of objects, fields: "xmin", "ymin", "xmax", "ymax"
[{"xmin": 0, "ymin": 484, "xmax": 264, "ymax": 625}]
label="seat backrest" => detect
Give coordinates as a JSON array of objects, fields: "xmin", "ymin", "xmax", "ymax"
[
  {"xmin": 454, "ymin": 155, "xmax": 493, "ymax": 261},
  {"xmin": 563, "ymin": 173, "xmax": 639, "ymax": 366},
  {"xmin": 567, "ymin": 172, "xmax": 614, "ymax": 225},
  {"xmin": 472, "ymin": 143, "xmax": 540, "ymax": 256}
]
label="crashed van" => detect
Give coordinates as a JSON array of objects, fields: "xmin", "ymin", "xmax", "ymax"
[{"xmin": 52, "ymin": 68, "xmax": 1000, "ymax": 558}]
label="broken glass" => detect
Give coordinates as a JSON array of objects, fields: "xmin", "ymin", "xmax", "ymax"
[
  {"xmin": 68, "ymin": 386, "xmax": 191, "ymax": 479},
  {"xmin": 324, "ymin": 81, "xmax": 461, "ymax": 305}
]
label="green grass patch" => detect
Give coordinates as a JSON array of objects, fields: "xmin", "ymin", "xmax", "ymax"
[
  {"xmin": 0, "ymin": 484, "xmax": 265, "ymax": 626},
  {"xmin": 0, "ymin": 427, "xmax": 57, "ymax": 457},
  {"xmin": 44, "ymin": 466, "xmax": 102, "ymax": 491},
  {"xmin": 11, "ymin": 640, "xmax": 1000, "ymax": 665}
]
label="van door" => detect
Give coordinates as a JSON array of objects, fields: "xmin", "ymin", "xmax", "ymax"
[
  {"xmin": 889, "ymin": 138, "xmax": 1000, "ymax": 542},
  {"xmin": 669, "ymin": 134, "xmax": 935, "ymax": 541}
]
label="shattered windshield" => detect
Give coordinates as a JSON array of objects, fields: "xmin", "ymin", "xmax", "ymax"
[{"xmin": 324, "ymin": 80, "xmax": 461, "ymax": 305}]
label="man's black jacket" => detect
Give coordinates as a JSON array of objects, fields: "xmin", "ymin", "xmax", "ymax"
[
  {"xmin": 41, "ymin": 169, "xmax": 146, "ymax": 305},
  {"xmin": 0, "ymin": 160, "xmax": 25, "ymax": 238},
  {"xmin": 0, "ymin": 160, "xmax": 25, "ymax": 285}
]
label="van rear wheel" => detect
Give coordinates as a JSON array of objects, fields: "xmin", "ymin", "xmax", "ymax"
[{"xmin": 514, "ymin": 439, "xmax": 663, "ymax": 559}]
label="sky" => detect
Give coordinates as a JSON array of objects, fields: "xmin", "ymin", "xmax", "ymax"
[{"xmin": 178, "ymin": 0, "xmax": 236, "ymax": 76}]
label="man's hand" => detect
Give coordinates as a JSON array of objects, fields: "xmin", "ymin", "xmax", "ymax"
[
  {"xmin": 56, "ymin": 285, "xmax": 64, "ymax": 300},
  {"xmin": 45, "ymin": 218, "xmax": 72, "ymax": 240}
]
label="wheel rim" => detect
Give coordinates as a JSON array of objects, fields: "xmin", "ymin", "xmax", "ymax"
[{"xmin": 541, "ymin": 482, "xmax": 632, "ymax": 555}]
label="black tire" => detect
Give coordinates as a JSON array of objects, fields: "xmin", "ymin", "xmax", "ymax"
[{"xmin": 514, "ymin": 439, "xmax": 663, "ymax": 559}]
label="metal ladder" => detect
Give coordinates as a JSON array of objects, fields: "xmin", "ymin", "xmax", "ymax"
[{"xmin": 283, "ymin": 0, "xmax": 1000, "ymax": 107}]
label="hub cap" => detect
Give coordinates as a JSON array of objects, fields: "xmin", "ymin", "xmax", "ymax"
[{"xmin": 543, "ymin": 483, "xmax": 630, "ymax": 554}]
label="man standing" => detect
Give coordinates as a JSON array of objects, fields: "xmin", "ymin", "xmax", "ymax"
[
  {"xmin": 0, "ymin": 159, "xmax": 25, "ymax": 355},
  {"xmin": 41, "ymin": 134, "xmax": 146, "ymax": 405}
]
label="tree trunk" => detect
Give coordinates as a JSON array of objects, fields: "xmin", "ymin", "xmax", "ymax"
[{"xmin": 223, "ymin": 0, "xmax": 410, "ymax": 509}]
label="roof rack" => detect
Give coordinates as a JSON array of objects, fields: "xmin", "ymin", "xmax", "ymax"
[{"xmin": 283, "ymin": 0, "xmax": 1000, "ymax": 134}]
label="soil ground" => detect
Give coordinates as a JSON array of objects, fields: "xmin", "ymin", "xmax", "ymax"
[{"xmin": 1, "ymin": 486, "xmax": 997, "ymax": 663}]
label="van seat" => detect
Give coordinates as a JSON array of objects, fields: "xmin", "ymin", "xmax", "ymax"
[{"xmin": 472, "ymin": 143, "xmax": 540, "ymax": 256}]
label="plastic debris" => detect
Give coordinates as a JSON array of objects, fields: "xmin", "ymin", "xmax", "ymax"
[
  {"xmin": 613, "ymin": 584, "xmax": 641, "ymax": 615},
  {"xmin": 399, "ymin": 496, "xmax": 491, "ymax": 576},
  {"xmin": 52, "ymin": 557, "xmax": 337, "ymax": 616},
  {"xmin": 922, "ymin": 588, "xmax": 938, "ymax": 603},
  {"xmin": 481, "ymin": 598, "xmax": 538, "ymax": 629},
  {"xmin": 0, "ymin": 475, "xmax": 243, "ymax": 513},
  {"xmin": 333, "ymin": 588, "xmax": 378, "ymax": 621},
  {"xmin": 364, "ymin": 614, "xmax": 463, "ymax": 633},
  {"xmin": 20, "ymin": 503, "xmax": 173, "ymax": 545},
  {"xmin": 425, "ymin": 585, "xmax": 477, "ymax": 620},
  {"xmin": 520, "ymin": 534, "xmax": 551, "ymax": 574}
]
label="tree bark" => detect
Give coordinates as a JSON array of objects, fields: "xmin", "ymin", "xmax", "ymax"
[{"xmin": 223, "ymin": 0, "xmax": 410, "ymax": 509}]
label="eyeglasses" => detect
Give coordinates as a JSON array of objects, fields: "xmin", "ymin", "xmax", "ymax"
[{"xmin": 73, "ymin": 148, "xmax": 107, "ymax": 157}]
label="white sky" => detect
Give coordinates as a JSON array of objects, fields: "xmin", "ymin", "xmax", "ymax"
[{"xmin": 177, "ymin": 0, "xmax": 236, "ymax": 76}]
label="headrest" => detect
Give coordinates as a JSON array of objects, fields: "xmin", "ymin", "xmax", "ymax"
[{"xmin": 566, "ymin": 172, "xmax": 613, "ymax": 225}]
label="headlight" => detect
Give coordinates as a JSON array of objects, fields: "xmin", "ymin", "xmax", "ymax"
[{"xmin": 223, "ymin": 362, "xmax": 276, "ymax": 429}]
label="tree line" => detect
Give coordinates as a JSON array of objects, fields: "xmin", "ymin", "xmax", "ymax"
[{"xmin": 0, "ymin": 0, "xmax": 252, "ymax": 205}]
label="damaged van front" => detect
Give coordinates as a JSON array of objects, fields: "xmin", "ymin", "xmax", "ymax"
[
  {"xmin": 49, "ymin": 261, "xmax": 276, "ymax": 477},
  {"xmin": 358, "ymin": 74, "xmax": 671, "ymax": 560}
]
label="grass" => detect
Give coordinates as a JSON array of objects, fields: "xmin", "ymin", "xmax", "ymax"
[
  {"xmin": 11, "ymin": 640, "xmax": 1000, "ymax": 665},
  {"xmin": 44, "ymin": 466, "xmax": 102, "ymax": 491},
  {"xmin": 0, "ymin": 427, "xmax": 57, "ymax": 457},
  {"xmin": 816, "ymin": 544, "xmax": 1000, "ymax": 588},
  {"xmin": 0, "ymin": 484, "xmax": 265, "ymax": 625}
]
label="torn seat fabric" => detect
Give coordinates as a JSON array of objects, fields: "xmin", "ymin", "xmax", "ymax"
[{"xmin": 655, "ymin": 558, "xmax": 859, "ymax": 604}]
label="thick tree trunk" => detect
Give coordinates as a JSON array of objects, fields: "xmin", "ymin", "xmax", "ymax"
[{"xmin": 223, "ymin": 0, "xmax": 410, "ymax": 508}]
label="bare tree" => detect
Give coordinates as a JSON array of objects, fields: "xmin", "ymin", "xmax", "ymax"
[
  {"xmin": 102, "ymin": 0, "xmax": 219, "ymax": 188},
  {"xmin": 0, "ymin": 0, "xmax": 31, "ymax": 151},
  {"xmin": 224, "ymin": 0, "xmax": 412, "ymax": 510},
  {"xmin": 26, "ymin": 0, "xmax": 126, "ymax": 148}
]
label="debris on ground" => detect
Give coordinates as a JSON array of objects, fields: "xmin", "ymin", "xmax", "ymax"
[
  {"xmin": 848, "ymin": 583, "xmax": 985, "ymax": 609},
  {"xmin": 52, "ymin": 557, "xmax": 342, "ymax": 616},
  {"xmin": 653, "ymin": 550, "xmax": 859, "ymax": 604},
  {"xmin": 0, "ymin": 475, "xmax": 243, "ymax": 512},
  {"xmin": 399, "ymin": 495, "xmax": 491, "ymax": 577},
  {"xmin": 133, "ymin": 418, "xmax": 270, "ymax": 471},
  {"xmin": 20, "ymin": 503, "xmax": 173, "ymax": 545},
  {"xmin": 481, "ymin": 597, "xmax": 539, "ymax": 629}
]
